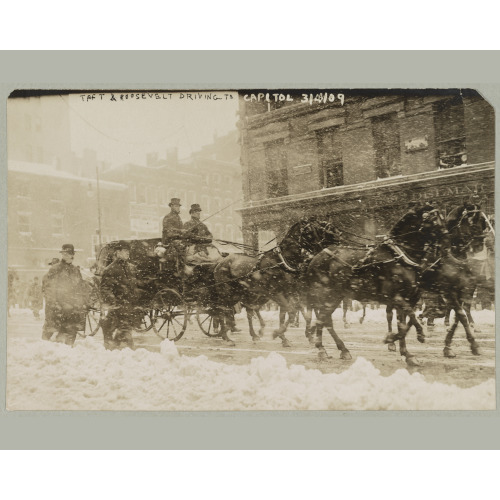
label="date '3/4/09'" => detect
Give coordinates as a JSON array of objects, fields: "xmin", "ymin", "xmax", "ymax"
[{"xmin": 243, "ymin": 93, "xmax": 344, "ymax": 105}]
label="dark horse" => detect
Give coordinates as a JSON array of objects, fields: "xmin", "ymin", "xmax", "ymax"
[
  {"xmin": 418, "ymin": 201, "xmax": 492, "ymax": 358},
  {"xmin": 213, "ymin": 218, "xmax": 342, "ymax": 346},
  {"xmin": 305, "ymin": 203, "xmax": 446, "ymax": 366}
]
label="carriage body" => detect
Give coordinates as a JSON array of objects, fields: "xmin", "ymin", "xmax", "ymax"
[{"xmin": 84, "ymin": 237, "xmax": 228, "ymax": 340}]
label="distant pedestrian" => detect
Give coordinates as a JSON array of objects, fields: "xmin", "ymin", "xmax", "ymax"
[
  {"xmin": 27, "ymin": 277, "xmax": 43, "ymax": 319},
  {"xmin": 43, "ymin": 245, "xmax": 86, "ymax": 346},
  {"xmin": 99, "ymin": 240, "xmax": 140, "ymax": 350},
  {"xmin": 41, "ymin": 258, "xmax": 60, "ymax": 340}
]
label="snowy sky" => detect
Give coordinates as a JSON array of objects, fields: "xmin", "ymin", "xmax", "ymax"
[{"xmin": 65, "ymin": 91, "xmax": 239, "ymax": 165}]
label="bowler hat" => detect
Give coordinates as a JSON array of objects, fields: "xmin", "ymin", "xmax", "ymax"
[
  {"xmin": 189, "ymin": 203, "xmax": 202, "ymax": 213},
  {"xmin": 115, "ymin": 240, "xmax": 131, "ymax": 251},
  {"xmin": 60, "ymin": 244, "xmax": 75, "ymax": 255},
  {"xmin": 169, "ymin": 198, "xmax": 182, "ymax": 206}
]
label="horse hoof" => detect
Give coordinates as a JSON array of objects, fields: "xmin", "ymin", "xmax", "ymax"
[
  {"xmin": 344, "ymin": 323, "xmax": 350, "ymax": 329},
  {"xmin": 471, "ymin": 343, "xmax": 481, "ymax": 356},
  {"xmin": 417, "ymin": 333, "xmax": 425, "ymax": 344},
  {"xmin": 359, "ymin": 318, "xmax": 364, "ymax": 324},
  {"xmin": 282, "ymin": 339, "xmax": 291, "ymax": 348},
  {"xmin": 406, "ymin": 356, "xmax": 422, "ymax": 367},
  {"xmin": 340, "ymin": 351, "xmax": 352, "ymax": 360},
  {"xmin": 443, "ymin": 347, "xmax": 456, "ymax": 358},
  {"xmin": 388, "ymin": 342, "xmax": 396, "ymax": 352},
  {"xmin": 318, "ymin": 351, "xmax": 332, "ymax": 361},
  {"xmin": 252, "ymin": 336, "xmax": 259, "ymax": 343},
  {"xmin": 384, "ymin": 334, "xmax": 396, "ymax": 345},
  {"xmin": 472, "ymin": 325, "xmax": 482, "ymax": 334},
  {"xmin": 272, "ymin": 330, "xmax": 280, "ymax": 340}
]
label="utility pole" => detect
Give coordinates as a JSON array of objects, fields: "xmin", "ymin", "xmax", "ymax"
[{"xmin": 96, "ymin": 163, "xmax": 103, "ymax": 247}]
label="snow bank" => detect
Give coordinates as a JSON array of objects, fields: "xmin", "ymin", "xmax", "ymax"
[{"xmin": 7, "ymin": 337, "xmax": 495, "ymax": 411}]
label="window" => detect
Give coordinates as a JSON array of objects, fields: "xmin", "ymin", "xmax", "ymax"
[
  {"xmin": 264, "ymin": 139, "xmax": 288, "ymax": 198},
  {"xmin": 213, "ymin": 173, "xmax": 221, "ymax": 185},
  {"xmin": 372, "ymin": 113, "xmax": 401, "ymax": 179},
  {"xmin": 129, "ymin": 183, "xmax": 137, "ymax": 202},
  {"xmin": 188, "ymin": 190, "xmax": 197, "ymax": 205},
  {"xmin": 434, "ymin": 97, "xmax": 467, "ymax": 168},
  {"xmin": 316, "ymin": 127, "xmax": 344, "ymax": 188},
  {"xmin": 137, "ymin": 184, "xmax": 147, "ymax": 204},
  {"xmin": 214, "ymin": 223, "xmax": 223, "ymax": 239},
  {"xmin": 18, "ymin": 212, "xmax": 32, "ymax": 234},
  {"xmin": 214, "ymin": 197, "xmax": 222, "ymax": 216},
  {"xmin": 158, "ymin": 186, "xmax": 167, "ymax": 206},
  {"xmin": 51, "ymin": 214, "xmax": 64, "ymax": 236},
  {"xmin": 225, "ymin": 198, "xmax": 233, "ymax": 216},
  {"xmin": 202, "ymin": 195, "xmax": 209, "ymax": 213}
]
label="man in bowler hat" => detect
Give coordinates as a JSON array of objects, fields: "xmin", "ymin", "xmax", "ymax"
[
  {"xmin": 99, "ymin": 240, "xmax": 139, "ymax": 350},
  {"xmin": 43, "ymin": 244, "xmax": 85, "ymax": 346}
]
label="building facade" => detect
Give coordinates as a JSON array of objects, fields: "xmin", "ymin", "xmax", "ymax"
[
  {"xmin": 8, "ymin": 161, "xmax": 129, "ymax": 278},
  {"xmin": 237, "ymin": 90, "xmax": 495, "ymax": 248},
  {"xmin": 101, "ymin": 131, "xmax": 243, "ymax": 243}
]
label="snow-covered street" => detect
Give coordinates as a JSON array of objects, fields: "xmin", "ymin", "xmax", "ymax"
[{"xmin": 6, "ymin": 306, "xmax": 496, "ymax": 411}]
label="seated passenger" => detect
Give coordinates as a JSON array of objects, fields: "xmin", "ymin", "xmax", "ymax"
[{"xmin": 183, "ymin": 204, "xmax": 222, "ymax": 267}]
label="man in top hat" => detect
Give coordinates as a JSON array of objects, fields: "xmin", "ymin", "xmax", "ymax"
[
  {"xmin": 162, "ymin": 198, "xmax": 186, "ymax": 244},
  {"xmin": 161, "ymin": 198, "xmax": 188, "ymax": 275},
  {"xmin": 99, "ymin": 240, "xmax": 139, "ymax": 350},
  {"xmin": 43, "ymin": 244, "xmax": 86, "ymax": 346},
  {"xmin": 183, "ymin": 204, "xmax": 213, "ymax": 240}
]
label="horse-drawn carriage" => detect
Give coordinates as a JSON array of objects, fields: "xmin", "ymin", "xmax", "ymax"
[{"xmin": 83, "ymin": 237, "xmax": 240, "ymax": 341}]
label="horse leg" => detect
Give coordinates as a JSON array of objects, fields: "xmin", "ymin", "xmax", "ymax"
[
  {"xmin": 386, "ymin": 298, "xmax": 422, "ymax": 366},
  {"xmin": 279, "ymin": 308, "xmax": 286, "ymax": 328},
  {"xmin": 246, "ymin": 308, "xmax": 259, "ymax": 342},
  {"xmin": 359, "ymin": 303, "xmax": 366, "ymax": 324},
  {"xmin": 443, "ymin": 311, "xmax": 459, "ymax": 358},
  {"xmin": 342, "ymin": 301, "xmax": 350, "ymax": 329},
  {"xmin": 301, "ymin": 306, "xmax": 315, "ymax": 344},
  {"xmin": 271, "ymin": 293, "xmax": 292, "ymax": 347},
  {"xmin": 444, "ymin": 306, "xmax": 451, "ymax": 329},
  {"xmin": 314, "ymin": 316, "xmax": 330, "ymax": 360},
  {"xmin": 323, "ymin": 302, "xmax": 352, "ymax": 360},
  {"xmin": 386, "ymin": 305, "xmax": 397, "ymax": 352},
  {"xmin": 218, "ymin": 309, "xmax": 236, "ymax": 347},
  {"xmin": 465, "ymin": 303, "xmax": 480, "ymax": 333},
  {"xmin": 255, "ymin": 309, "xmax": 266, "ymax": 337},
  {"xmin": 458, "ymin": 304, "xmax": 480, "ymax": 356}
]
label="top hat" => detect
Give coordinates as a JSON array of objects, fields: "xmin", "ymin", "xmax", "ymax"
[
  {"xmin": 189, "ymin": 203, "xmax": 202, "ymax": 213},
  {"xmin": 169, "ymin": 198, "xmax": 182, "ymax": 206},
  {"xmin": 115, "ymin": 240, "xmax": 131, "ymax": 251},
  {"xmin": 60, "ymin": 244, "xmax": 75, "ymax": 255}
]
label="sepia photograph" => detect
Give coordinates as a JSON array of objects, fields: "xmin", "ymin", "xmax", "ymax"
[{"xmin": 6, "ymin": 87, "xmax": 496, "ymax": 411}]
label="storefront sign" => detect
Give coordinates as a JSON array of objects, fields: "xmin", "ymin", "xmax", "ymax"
[{"xmin": 130, "ymin": 204, "xmax": 160, "ymax": 234}]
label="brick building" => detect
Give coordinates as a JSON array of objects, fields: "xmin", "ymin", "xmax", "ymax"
[
  {"xmin": 237, "ymin": 89, "xmax": 495, "ymax": 248},
  {"xmin": 7, "ymin": 160, "xmax": 129, "ymax": 279},
  {"xmin": 101, "ymin": 131, "xmax": 243, "ymax": 242}
]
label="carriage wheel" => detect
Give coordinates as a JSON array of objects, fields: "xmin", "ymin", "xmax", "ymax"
[
  {"xmin": 196, "ymin": 309, "xmax": 221, "ymax": 337},
  {"xmin": 83, "ymin": 307, "xmax": 103, "ymax": 336},
  {"xmin": 151, "ymin": 288, "xmax": 188, "ymax": 341},
  {"xmin": 82, "ymin": 284, "xmax": 106, "ymax": 337},
  {"xmin": 136, "ymin": 309, "xmax": 154, "ymax": 332}
]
